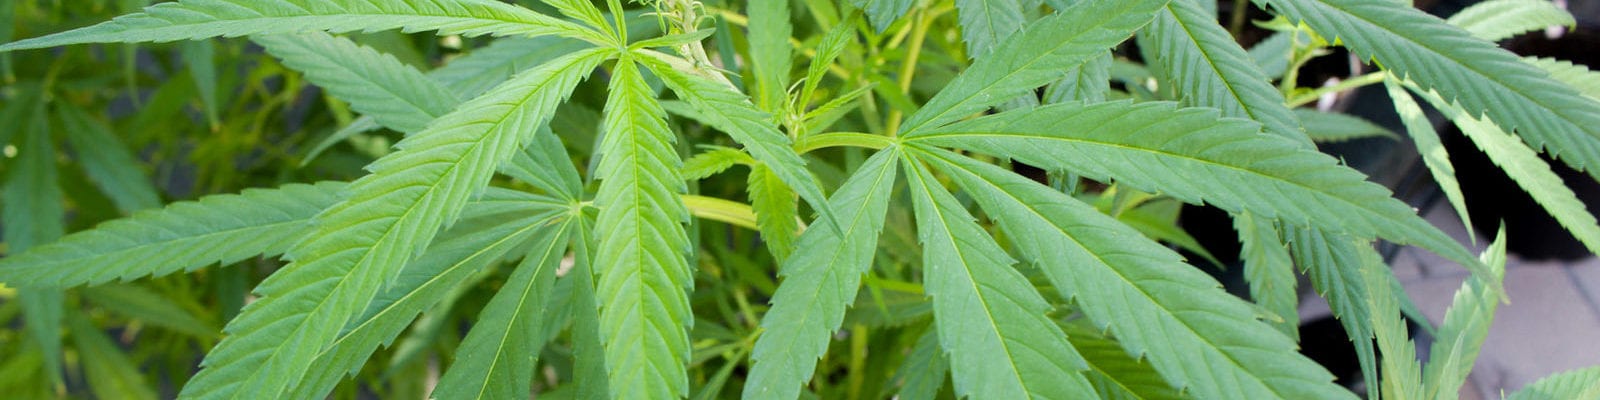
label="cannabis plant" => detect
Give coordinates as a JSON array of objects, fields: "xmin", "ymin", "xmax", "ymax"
[{"xmin": 2, "ymin": 0, "xmax": 1598, "ymax": 398}]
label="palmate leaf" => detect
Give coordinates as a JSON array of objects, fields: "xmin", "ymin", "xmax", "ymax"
[
  {"xmin": 636, "ymin": 50, "xmax": 837, "ymax": 231},
  {"xmin": 593, "ymin": 58, "xmax": 693, "ymax": 399},
  {"xmin": 1250, "ymin": 0, "xmax": 1600, "ymax": 181},
  {"xmin": 898, "ymin": 0, "xmax": 1167, "ymax": 135},
  {"xmin": 913, "ymin": 146, "xmax": 1352, "ymax": 400},
  {"xmin": 253, "ymin": 31, "xmax": 458, "ymax": 134},
  {"xmin": 290, "ymin": 194, "xmax": 566, "ymax": 399},
  {"xmin": 1297, "ymin": 109, "xmax": 1399, "ymax": 143},
  {"xmin": 56, "ymin": 102, "xmax": 163, "ymax": 213},
  {"xmin": 747, "ymin": 0, "xmax": 792, "ymax": 113},
  {"xmin": 1505, "ymin": 366, "xmax": 1600, "ymax": 400},
  {"xmin": 1446, "ymin": 0, "xmax": 1574, "ymax": 42},
  {"xmin": 180, "ymin": 48, "xmax": 609, "ymax": 399},
  {"xmin": 0, "ymin": 0, "xmax": 604, "ymax": 51},
  {"xmin": 902, "ymin": 152, "xmax": 1098, "ymax": 399},
  {"xmin": 1358, "ymin": 241, "xmax": 1425, "ymax": 400},
  {"xmin": 1045, "ymin": 51, "xmax": 1112, "ymax": 104},
  {"xmin": 68, "ymin": 314, "xmax": 158, "ymax": 400},
  {"xmin": 569, "ymin": 212, "xmax": 612, "ymax": 400},
  {"xmin": 893, "ymin": 328, "xmax": 950, "ymax": 400},
  {"xmin": 1285, "ymin": 226, "xmax": 1381, "ymax": 395},
  {"xmin": 853, "ymin": 0, "xmax": 916, "ymax": 33},
  {"xmin": 3, "ymin": 105, "xmax": 66, "ymax": 390},
  {"xmin": 434, "ymin": 217, "xmax": 573, "ymax": 399},
  {"xmin": 748, "ymin": 165, "xmax": 800, "ymax": 261},
  {"xmin": 744, "ymin": 149, "xmax": 900, "ymax": 400},
  {"xmin": 906, "ymin": 100, "xmax": 1482, "ymax": 270},
  {"xmin": 1060, "ymin": 324, "xmax": 1183, "ymax": 400},
  {"xmin": 1406, "ymin": 84, "xmax": 1600, "ymax": 258},
  {"xmin": 0, "ymin": 181, "xmax": 342, "ymax": 288},
  {"xmin": 1141, "ymin": 0, "xmax": 1310, "ymax": 146},
  {"xmin": 1384, "ymin": 79, "xmax": 1474, "ymax": 240}
]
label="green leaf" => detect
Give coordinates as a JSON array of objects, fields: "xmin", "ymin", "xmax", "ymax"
[
  {"xmin": 1505, "ymin": 366, "xmax": 1600, "ymax": 400},
  {"xmin": 181, "ymin": 39, "xmax": 220, "ymax": 127},
  {"xmin": 1296, "ymin": 108, "xmax": 1399, "ymax": 143},
  {"xmin": 1383, "ymin": 79, "xmax": 1473, "ymax": 238},
  {"xmin": 82, "ymin": 284, "xmax": 219, "ymax": 338},
  {"xmin": 1446, "ymin": 0, "xmax": 1574, "ymax": 42},
  {"xmin": 682, "ymin": 146, "xmax": 751, "ymax": 180},
  {"xmin": 593, "ymin": 58, "xmax": 693, "ymax": 399},
  {"xmin": 907, "ymin": 100, "xmax": 1482, "ymax": 270},
  {"xmin": 544, "ymin": 0, "xmax": 610, "ymax": 35},
  {"xmin": 1407, "ymin": 83, "xmax": 1600, "ymax": 257},
  {"xmin": 1061, "ymin": 323, "xmax": 1184, "ymax": 400},
  {"xmin": 568, "ymin": 212, "xmax": 612, "ymax": 400},
  {"xmin": 902, "ymin": 151, "xmax": 1098, "ymax": 399},
  {"xmin": 798, "ymin": 18, "xmax": 857, "ymax": 116},
  {"xmin": 954, "ymin": 0, "xmax": 1025, "ymax": 59},
  {"xmin": 1285, "ymin": 226, "xmax": 1382, "ymax": 395},
  {"xmin": 1248, "ymin": 31, "xmax": 1295, "ymax": 80},
  {"xmin": 1142, "ymin": 0, "xmax": 1310, "ymax": 146},
  {"xmin": 4, "ymin": 103, "xmax": 65, "ymax": 390},
  {"xmin": 749, "ymin": 165, "xmax": 801, "ymax": 261},
  {"xmin": 502, "ymin": 127, "xmax": 584, "ymax": 201},
  {"xmin": 0, "ymin": 182, "xmax": 342, "ymax": 288},
  {"xmin": 1524, "ymin": 57, "xmax": 1600, "ymax": 102},
  {"xmin": 68, "ymin": 314, "xmax": 158, "ymax": 400},
  {"xmin": 254, "ymin": 31, "xmax": 459, "ymax": 134},
  {"xmin": 913, "ymin": 146, "xmax": 1353, "ymax": 400},
  {"xmin": 744, "ymin": 149, "xmax": 900, "ymax": 400},
  {"xmin": 854, "ymin": 0, "xmax": 916, "ymax": 33},
  {"xmin": 892, "ymin": 328, "xmax": 950, "ymax": 400},
  {"xmin": 637, "ymin": 50, "xmax": 837, "ymax": 231},
  {"xmin": 1251, "ymin": 0, "xmax": 1600, "ymax": 181},
  {"xmin": 0, "ymin": 0, "xmax": 602, "ymax": 51},
  {"xmin": 434, "ymin": 218, "xmax": 573, "ymax": 400},
  {"xmin": 898, "ymin": 0, "xmax": 1166, "ymax": 135},
  {"xmin": 181, "ymin": 48, "xmax": 608, "ymax": 399},
  {"xmin": 1423, "ymin": 227, "xmax": 1506, "ymax": 400},
  {"xmin": 289, "ymin": 198, "xmax": 565, "ymax": 399},
  {"xmin": 1234, "ymin": 212, "xmax": 1299, "ymax": 340},
  {"xmin": 55, "ymin": 103, "xmax": 163, "ymax": 214},
  {"xmin": 1044, "ymin": 51, "xmax": 1112, "ymax": 103},
  {"xmin": 749, "ymin": 0, "xmax": 793, "ymax": 113}
]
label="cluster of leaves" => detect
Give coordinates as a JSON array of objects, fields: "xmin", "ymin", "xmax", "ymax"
[{"xmin": 1, "ymin": 0, "xmax": 1598, "ymax": 399}]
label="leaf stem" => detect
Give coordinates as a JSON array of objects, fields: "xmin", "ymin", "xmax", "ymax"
[
  {"xmin": 1286, "ymin": 72, "xmax": 1386, "ymax": 108},
  {"xmin": 884, "ymin": 8, "xmax": 935, "ymax": 136}
]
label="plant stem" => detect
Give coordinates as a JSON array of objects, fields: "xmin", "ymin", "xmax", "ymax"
[{"xmin": 1286, "ymin": 72, "xmax": 1386, "ymax": 108}]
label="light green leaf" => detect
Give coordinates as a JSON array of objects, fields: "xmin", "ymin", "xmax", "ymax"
[
  {"xmin": 68, "ymin": 314, "xmax": 157, "ymax": 400},
  {"xmin": 180, "ymin": 48, "xmax": 608, "ymax": 399},
  {"xmin": 1446, "ymin": 0, "xmax": 1574, "ymax": 42},
  {"xmin": 289, "ymin": 198, "xmax": 565, "ymax": 399},
  {"xmin": 502, "ymin": 127, "xmax": 584, "ymax": 201},
  {"xmin": 682, "ymin": 146, "xmax": 752, "ymax": 180},
  {"xmin": 1408, "ymin": 84, "xmax": 1600, "ymax": 257},
  {"xmin": 907, "ymin": 100, "xmax": 1483, "ymax": 270},
  {"xmin": 544, "ymin": 0, "xmax": 610, "ymax": 35},
  {"xmin": 254, "ymin": 31, "xmax": 458, "ymax": 134},
  {"xmin": 749, "ymin": 165, "xmax": 800, "ymax": 261},
  {"xmin": 798, "ymin": 18, "xmax": 857, "ymax": 116},
  {"xmin": 1234, "ymin": 212, "xmax": 1299, "ymax": 341},
  {"xmin": 914, "ymin": 146, "xmax": 1353, "ymax": 400},
  {"xmin": 744, "ymin": 149, "xmax": 899, "ymax": 400},
  {"xmin": 954, "ymin": 0, "xmax": 1025, "ymax": 59},
  {"xmin": 1358, "ymin": 239, "xmax": 1424, "ymax": 400},
  {"xmin": 899, "ymin": 0, "xmax": 1166, "ymax": 135},
  {"xmin": 1505, "ymin": 366, "xmax": 1600, "ymax": 400},
  {"xmin": 1044, "ymin": 51, "xmax": 1112, "ymax": 103},
  {"xmin": 1383, "ymin": 79, "xmax": 1473, "ymax": 238},
  {"xmin": 1248, "ymin": 31, "xmax": 1295, "ymax": 80},
  {"xmin": 82, "ymin": 284, "xmax": 218, "ymax": 338},
  {"xmin": 902, "ymin": 152, "xmax": 1098, "ymax": 399},
  {"xmin": 1143, "ymin": 0, "xmax": 1310, "ymax": 146},
  {"xmin": 1423, "ymin": 227, "xmax": 1506, "ymax": 400},
  {"xmin": 594, "ymin": 58, "xmax": 693, "ymax": 399},
  {"xmin": 55, "ymin": 102, "xmax": 163, "ymax": 213},
  {"xmin": 637, "ymin": 50, "xmax": 837, "ymax": 231},
  {"xmin": 1524, "ymin": 57, "xmax": 1600, "ymax": 101},
  {"xmin": 434, "ymin": 218, "xmax": 573, "ymax": 400},
  {"xmin": 749, "ymin": 0, "xmax": 793, "ymax": 113},
  {"xmin": 1297, "ymin": 108, "xmax": 1399, "ymax": 143},
  {"xmin": 1251, "ymin": 0, "xmax": 1600, "ymax": 181},
  {"xmin": 0, "ymin": 181, "xmax": 340, "ymax": 288},
  {"xmin": 0, "ymin": 0, "xmax": 603, "ymax": 51}
]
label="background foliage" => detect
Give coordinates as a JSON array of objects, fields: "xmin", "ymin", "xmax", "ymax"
[{"xmin": 1, "ymin": 0, "xmax": 1598, "ymax": 399}]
